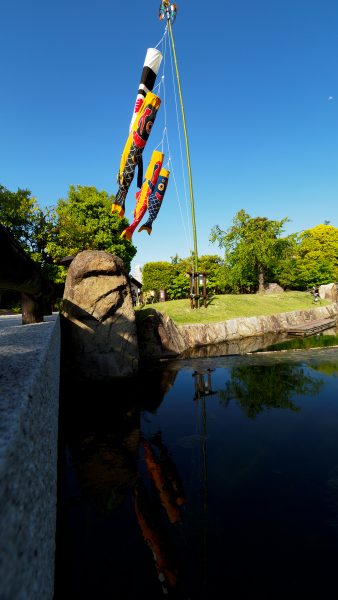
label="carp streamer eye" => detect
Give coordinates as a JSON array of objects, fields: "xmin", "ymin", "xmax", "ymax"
[
  {"xmin": 146, "ymin": 121, "xmax": 153, "ymax": 135},
  {"xmin": 158, "ymin": 183, "xmax": 165, "ymax": 191}
]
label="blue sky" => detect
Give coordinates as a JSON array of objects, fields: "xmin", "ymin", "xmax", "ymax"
[{"xmin": 1, "ymin": 0, "xmax": 337, "ymax": 275}]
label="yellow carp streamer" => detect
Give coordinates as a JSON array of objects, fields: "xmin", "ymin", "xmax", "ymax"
[
  {"xmin": 112, "ymin": 92, "xmax": 161, "ymax": 218},
  {"xmin": 120, "ymin": 150, "xmax": 164, "ymax": 241}
]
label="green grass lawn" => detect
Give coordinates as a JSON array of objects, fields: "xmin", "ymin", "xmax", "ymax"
[{"xmin": 136, "ymin": 291, "xmax": 331, "ymax": 325}]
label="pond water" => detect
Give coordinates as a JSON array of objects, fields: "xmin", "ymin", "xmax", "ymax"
[{"xmin": 54, "ymin": 346, "xmax": 338, "ymax": 599}]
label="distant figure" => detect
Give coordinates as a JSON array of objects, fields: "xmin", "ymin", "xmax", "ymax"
[
  {"xmin": 131, "ymin": 288, "xmax": 137, "ymax": 307},
  {"xmin": 312, "ymin": 286, "xmax": 320, "ymax": 302}
]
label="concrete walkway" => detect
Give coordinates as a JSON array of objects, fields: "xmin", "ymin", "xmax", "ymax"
[{"xmin": 0, "ymin": 314, "xmax": 60, "ymax": 600}]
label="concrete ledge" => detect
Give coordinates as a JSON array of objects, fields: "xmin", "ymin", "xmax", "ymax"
[{"xmin": 0, "ymin": 314, "xmax": 60, "ymax": 600}]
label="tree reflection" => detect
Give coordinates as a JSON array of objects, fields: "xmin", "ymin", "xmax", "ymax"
[{"xmin": 219, "ymin": 364, "xmax": 323, "ymax": 418}]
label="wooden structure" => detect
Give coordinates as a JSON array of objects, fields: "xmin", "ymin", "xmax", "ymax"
[
  {"xmin": 0, "ymin": 224, "xmax": 53, "ymax": 324},
  {"xmin": 286, "ymin": 318, "xmax": 337, "ymax": 337},
  {"xmin": 188, "ymin": 271, "xmax": 207, "ymax": 309}
]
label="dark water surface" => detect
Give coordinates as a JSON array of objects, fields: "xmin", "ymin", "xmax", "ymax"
[{"xmin": 54, "ymin": 348, "xmax": 338, "ymax": 599}]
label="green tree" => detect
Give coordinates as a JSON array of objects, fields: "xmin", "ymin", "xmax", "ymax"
[
  {"xmin": 210, "ymin": 209, "xmax": 292, "ymax": 293},
  {"xmin": 142, "ymin": 254, "xmax": 229, "ymax": 300},
  {"xmin": 166, "ymin": 272, "xmax": 190, "ymax": 300},
  {"xmin": 46, "ymin": 185, "xmax": 137, "ymax": 274},
  {"xmin": 0, "ymin": 185, "xmax": 47, "ymax": 254},
  {"xmin": 170, "ymin": 253, "xmax": 181, "ymax": 265},
  {"xmin": 174, "ymin": 254, "xmax": 228, "ymax": 295},
  {"xmin": 290, "ymin": 224, "xmax": 338, "ymax": 289},
  {"xmin": 0, "ymin": 184, "xmax": 59, "ymax": 282},
  {"xmin": 142, "ymin": 261, "xmax": 175, "ymax": 293},
  {"xmin": 196, "ymin": 254, "xmax": 228, "ymax": 294}
]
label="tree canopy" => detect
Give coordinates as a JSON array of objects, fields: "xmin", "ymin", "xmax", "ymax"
[
  {"xmin": 2, "ymin": 182, "xmax": 337, "ymax": 297},
  {"xmin": 210, "ymin": 209, "xmax": 293, "ymax": 292},
  {"xmin": 0, "ymin": 185, "xmax": 46, "ymax": 254},
  {"xmin": 290, "ymin": 224, "xmax": 338, "ymax": 289},
  {"xmin": 46, "ymin": 185, "xmax": 137, "ymax": 273},
  {"xmin": 142, "ymin": 261, "xmax": 175, "ymax": 293}
]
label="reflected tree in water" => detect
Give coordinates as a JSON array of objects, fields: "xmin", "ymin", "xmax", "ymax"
[
  {"xmin": 309, "ymin": 361, "xmax": 338, "ymax": 377},
  {"xmin": 263, "ymin": 332, "xmax": 338, "ymax": 353},
  {"xmin": 219, "ymin": 364, "xmax": 323, "ymax": 418}
]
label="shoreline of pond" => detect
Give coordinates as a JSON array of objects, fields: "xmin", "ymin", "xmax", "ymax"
[{"xmin": 138, "ymin": 303, "xmax": 338, "ymax": 361}]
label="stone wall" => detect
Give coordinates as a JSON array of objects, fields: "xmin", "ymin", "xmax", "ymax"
[
  {"xmin": 138, "ymin": 304, "xmax": 338, "ymax": 360},
  {"xmin": 0, "ymin": 315, "xmax": 60, "ymax": 600},
  {"xmin": 178, "ymin": 304, "xmax": 338, "ymax": 349}
]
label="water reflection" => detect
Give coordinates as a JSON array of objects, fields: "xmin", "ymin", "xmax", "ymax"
[
  {"xmin": 181, "ymin": 327, "xmax": 338, "ymax": 358},
  {"xmin": 218, "ymin": 363, "xmax": 322, "ymax": 418},
  {"xmin": 55, "ymin": 348, "xmax": 338, "ymax": 598},
  {"xmin": 257, "ymin": 327, "xmax": 338, "ymax": 353},
  {"xmin": 133, "ymin": 432, "xmax": 187, "ymax": 596},
  {"xmin": 181, "ymin": 332, "xmax": 290, "ymax": 358},
  {"xmin": 192, "ymin": 368, "xmax": 217, "ymax": 399},
  {"xmin": 142, "ymin": 434, "xmax": 186, "ymax": 522},
  {"xmin": 133, "ymin": 477, "xmax": 180, "ymax": 595}
]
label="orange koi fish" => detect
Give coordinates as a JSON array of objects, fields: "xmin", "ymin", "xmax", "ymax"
[
  {"xmin": 151, "ymin": 432, "xmax": 186, "ymax": 508},
  {"xmin": 133, "ymin": 478, "xmax": 179, "ymax": 590},
  {"xmin": 142, "ymin": 439, "xmax": 182, "ymax": 524},
  {"xmin": 120, "ymin": 150, "xmax": 164, "ymax": 241}
]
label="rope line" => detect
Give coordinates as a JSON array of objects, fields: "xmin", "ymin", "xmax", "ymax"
[
  {"xmin": 167, "ymin": 27, "xmax": 193, "ymax": 263},
  {"xmin": 167, "ymin": 19, "xmax": 199, "ymax": 273},
  {"xmin": 154, "ymin": 27, "xmax": 168, "ymax": 50},
  {"xmin": 151, "ymin": 28, "xmax": 194, "ymax": 258},
  {"xmin": 159, "ymin": 57, "xmax": 193, "ymax": 255}
]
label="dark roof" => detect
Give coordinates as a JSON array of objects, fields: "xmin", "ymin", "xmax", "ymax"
[
  {"xmin": 57, "ymin": 255, "xmax": 76, "ymax": 266},
  {"xmin": 129, "ymin": 276, "xmax": 142, "ymax": 288}
]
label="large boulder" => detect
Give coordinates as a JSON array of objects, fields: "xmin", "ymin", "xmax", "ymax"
[
  {"xmin": 262, "ymin": 283, "xmax": 284, "ymax": 294},
  {"xmin": 62, "ymin": 251, "xmax": 139, "ymax": 380},
  {"xmin": 319, "ymin": 283, "xmax": 338, "ymax": 302},
  {"xmin": 136, "ymin": 308, "xmax": 186, "ymax": 360}
]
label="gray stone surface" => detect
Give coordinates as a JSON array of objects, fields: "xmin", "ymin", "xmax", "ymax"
[
  {"xmin": 62, "ymin": 250, "xmax": 139, "ymax": 379},
  {"xmin": 0, "ymin": 314, "xmax": 60, "ymax": 600}
]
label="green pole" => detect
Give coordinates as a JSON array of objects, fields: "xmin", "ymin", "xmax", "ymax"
[{"xmin": 168, "ymin": 19, "xmax": 198, "ymax": 274}]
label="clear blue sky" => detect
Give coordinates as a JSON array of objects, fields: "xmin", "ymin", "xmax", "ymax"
[{"xmin": 1, "ymin": 0, "xmax": 337, "ymax": 275}]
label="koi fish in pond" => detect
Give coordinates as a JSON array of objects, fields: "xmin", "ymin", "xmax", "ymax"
[
  {"xmin": 150, "ymin": 432, "xmax": 186, "ymax": 508},
  {"xmin": 133, "ymin": 477, "xmax": 179, "ymax": 591},
  {"xmin": 142, "ymin": 437, "xmax": 183, "ymax": 524}
]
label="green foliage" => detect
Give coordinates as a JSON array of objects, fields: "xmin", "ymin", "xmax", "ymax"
[
  {"xmin": 166, "ymin": 272, "xmax": 190, "ymax": 300},
  {"xmin": 142, "ymin": 255, "xmax": 229, "ymax": 299},
  {"xmin": 45, "ymin": 185, "xmax": 137, "ymax": 273},
  {"xmin": 289, "ymin": 224, "xmax": 338, "ymax": 289},
  {"xmin": 0, "ymin": 185, "xmax": 51, "ymax": 257},
  {"xmin": 210, "ymin": 209, "xmax": 293, "ymax": 292},
  {"xmin": 198, "ymin": 254, "xmax": 228, "ymax": 293},
  {"xmin": 0, "ymin": 185, "xmax": 35, "ymax": 247},
  {"xmin": 0, "ymin": 184, "xmax": 61, "ymax": 290},
  {"xmin": 142, "ymin": 261, "xmax": 175, "ymax": 292}
]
